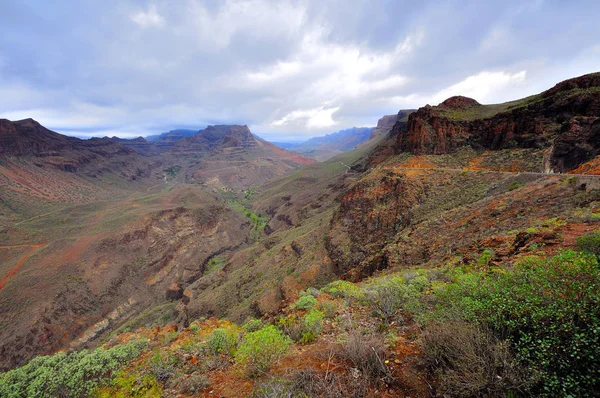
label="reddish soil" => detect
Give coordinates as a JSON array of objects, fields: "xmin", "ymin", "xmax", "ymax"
[{"xmin": 0, "ymin": 243, "xmax": 48, "ymax": 290}]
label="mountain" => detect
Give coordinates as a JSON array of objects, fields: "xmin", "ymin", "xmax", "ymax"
[
  {"xmin": 369, "ymin": 109, "xmax": 415, "ymax": 139},
  {"xmin": 0, "ymin": 118, "xmax": 163, "ymax": 221},
  {"xmin": 277, "ymin": 127, "xmax": 375, "ymax": 161},
  {"xmin": 395, "ymin": 72, "xmax": 600, "ymax": 172},
  {"xmin": 146, "ymin": 129, "xmax": 200, "ymax": 142},
  {"xmin": 1, "ymin": 73, "xmax": 600, "ymax": 397},
  {"xmin": 168, "ymin": 125, "xmax": 315, "ymax": 189}
]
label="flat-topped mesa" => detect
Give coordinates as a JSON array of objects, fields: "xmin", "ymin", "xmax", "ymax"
[{"xmin": 393, "ymin": 72, "xmax": 600, "ymax": 171}]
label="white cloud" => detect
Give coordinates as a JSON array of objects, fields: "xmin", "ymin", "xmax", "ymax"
[
  {"xmin": 431, "ymin": 70, "xmax": 527, "ymax": 104},
  {"xmin": 131, "ymin": 5, "xmax": 164, "ymax": 28},
  {"xmin": 272, "ymin": 106, "xmax": 340, "ymax": 129}
]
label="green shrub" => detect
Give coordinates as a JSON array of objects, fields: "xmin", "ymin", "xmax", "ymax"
[
  {"xmin": 235, "ymin": 325, "xmax": 292, "ymax": 376},
  {"xmin": 436, "ymin": 250, "xmax": 600, "ymax": 396},
  {"xmin": 364, "ymin": 277, "xmax": 420, "ymax": 321},
  {"xmin": 189, "ymin": 323, "xmax": 200, "ymax": 334},
  {"xmin": 243, "ymin": 318, "xmax": 263, "ymax": 333},
  {"xmin": 294, "ymin": 295, "xmax": 317, "ymax": 310},
  {"xmin": 576, "ymin": 230, "xmax": 600, "ymax": 258},
  {"xmin": 320, "ymin": 280, "xmax": 362, "ymax": 299},
  {"xmin": 316, "ymin": 300, "xmax": 338, "ymax": 319},
  {"xmin": 206, "ymin": 328, "xmax": 238, "ymax": 356},
  {"xmin": 476, "ymin": 248, "xmax": 494, "ymax": 266},
  {"xmin": 301, "ymin": 309, "xmax": 324, "ymax": 344},
  {"xmin": 0, "ymin": 339, "xmax": 148, "ymax": 398},
  {"xmin": 97, "ymin": 372, "xmax": 161, "ymax": 398},
  {"xmin": 408, "ymin": 275, "xmax": 430, "ymax": 292},
  {"xmin": 277, "ymin": 314, "xmax": 305, "ymax": 341},
  {"xmin": 149, "ymin": 351, "xmax": 177, "ymax": 383},
  {"xmin": 300, "ymin": 287, "xmax": 320, "ymax": 297}
]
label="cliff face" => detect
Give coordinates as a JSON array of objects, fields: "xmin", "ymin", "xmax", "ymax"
[{"xmin": 393, "ymin": 73, "xmax": 600, "ymax": 171}]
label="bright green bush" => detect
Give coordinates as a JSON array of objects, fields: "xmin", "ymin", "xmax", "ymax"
[
  {"xmin": 235, "ymin": 325, "xmax": 292, "ymax": 376},
  {"xmin": 0, "ymin": 339, "xmax": 148, "ymax": 398},
  {"xmin": 206, "ymin": 328, "xmax": 238, "ymax": 356},
  {"xmin": 476, "ymin": 248, "xmax": 494, "ymax": 266},
  {"xmin": 98, "ymin": 372, "xmax": 162, "ymax": 398},
  {"xmin": 576, "ymin": 230, "xmax": 600, "ymax": 258},
  {"xmin": 301, "ymin": 309, "xmax": 324, "ymax": 344},
  {"xmin": 294, "ymin": 295, "xmax": 317, "ymax": 310},
  {"xmin": 320, "ymin": 280, "xmax": 362, "ymax": 299},
  {"xmin": 408, "ymin": 275, "xmax": 430, "ymax": 292},
  {"xmin": 436, "ymin": 250, "xmax": 600, "ymax": 396}
]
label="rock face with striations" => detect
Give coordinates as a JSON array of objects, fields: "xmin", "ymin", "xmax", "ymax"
[{"xmin": 393, "ymin": 73, "xmax": 600, "ymax": 171}]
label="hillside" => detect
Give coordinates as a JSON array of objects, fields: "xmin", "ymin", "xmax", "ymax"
[
  {"xmin": 395, "ymin": 72, "xmax": 600, "ymax": 172},
  {"xmin": 1, "ymin": 73, "xmax": 600, "ymax": 397},
  {"xmin": 170, "ymin": 125, "xmax": 315, "ymax": 189}
]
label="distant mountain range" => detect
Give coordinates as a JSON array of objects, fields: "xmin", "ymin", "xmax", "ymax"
[
  {"xmin": 146, "ymin": 129, "xmax": 200, "ymax": 142},
  {"xmin": 271, "ymin": 127, "xmax": 375, "ymax": 161}
]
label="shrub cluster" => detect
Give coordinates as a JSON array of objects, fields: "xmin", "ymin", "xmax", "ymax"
[
  {"xmin": 235, "ymin": 325, "xmax": 292, "ymax": 376},
  {"xmin": 293, "ymin": 294, "xmax": 317, "ymax": 310},
  {"xmin": 433, "ymin": 250, "xmax": 600, "ymax": 396},
  {"xmin": 0, "ymin": 339, "xmax": 148, "ymax": 398},
  {"xmin": 206, "ymin": 327, "xmax": 238, "ymax": 356}
]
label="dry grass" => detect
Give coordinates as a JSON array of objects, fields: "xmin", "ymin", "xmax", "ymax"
[{"xmin": 421, "ymin": 320, "xmax": 537, "ymax": 397}]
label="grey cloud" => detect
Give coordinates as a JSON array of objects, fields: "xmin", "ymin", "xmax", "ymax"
[{"xmin": 0, "ymin": 0, "xmax": 599, "ymax": 140}]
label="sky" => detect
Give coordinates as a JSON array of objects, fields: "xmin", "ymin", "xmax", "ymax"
[{"xmin": 1, "ymin": 0, "xmax": 599, "ymax": 141}]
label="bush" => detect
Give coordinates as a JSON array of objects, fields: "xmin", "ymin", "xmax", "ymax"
[
  {"xmin": 300, "ymin": 287, "xmax": 320, "ymax": 297},
  {"xmin": 301, "ymin": 309, "xmax": 324, "ymax": 344},
  {"xmin": 189, "ymin": 323, "xmax": 200, "ymax": 334},
  {"xmin": 339, "ymin": 329, "xmax": 390, "ymax": 380},
  {"xmin": 421, "ymin": 320, "xmax": 536, "ymax": 397},
  {"xmin": 0, "ymin": 339, "xmax": 148, "ymax": 398},
  {"xmin": 294, "ymin": 295, "xmax": 317, "ymax": 310},
  {"xmin": 476, "ymin": 248, "xmax": 494, "ymax": 266},
  {"xmin": 235, "ymin": 325, "xmax": 292, "ymax": 376},
  {"xmin": 277, "ymin": 314, "xmax": 305, "ymax": 342},
  {"xmin": 206, "ymin": 328, "xmax": 238, "ymax": 356},
  {"xmin": 243, "ymin": 318, "xmax": 263, "ymax": 333},
  {"xmin": 437, "ymin": 250, "xmax": 600, "ymax": 396},
  {"xmin": 97, "ymin": 372, "xmax": 161, "ymax": 398},
  {"xmin": 320, "ymin": 280, "xmax": 362, "ymax": 299},
  {"xmin": 178, "ymin": 372, "xmax": 209, "ymax": 395},
  {"xmin": 364, "ymin": 277, "xmax": 419, "ymax": 321},
  {"xmin": 253, "ymin": 369, "xmax": 361, "ymax": 398},
  {"xmin": 576, "ymin": 230, "xmax": 600, "ymax": 258},
  {"xmin": 149, "ymin": 352, "xmax": 177, "ymax": 383},
  {"xmin": 317, "ymin": 300, "xmax": 338, "ymax": 319}
]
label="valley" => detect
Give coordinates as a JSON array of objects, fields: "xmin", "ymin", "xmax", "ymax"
[{"xmin": 1, "ymin": 72, "xmax": 600, "ymax": 397}]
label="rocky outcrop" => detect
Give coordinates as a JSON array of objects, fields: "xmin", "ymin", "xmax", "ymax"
[
  {"xmin": 326, "ymin": 170, "xmax": 424, "ymax": 280},
  {"xmin": 393, "ymin": 72, "xmax": 600, "ymax": 171},
  {"xmin": 370, "ymin": 109, "xmax": 415, "ymax": 139}
]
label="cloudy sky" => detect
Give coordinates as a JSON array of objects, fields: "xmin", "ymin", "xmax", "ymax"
[{"xmin": 1, "ymin": 0, "xmax": 599, "ymax": 141}]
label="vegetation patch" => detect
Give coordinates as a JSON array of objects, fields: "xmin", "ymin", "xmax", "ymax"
[{"xmin": 0, "ymin": 339, "xmax": 148, "ymax": 398}]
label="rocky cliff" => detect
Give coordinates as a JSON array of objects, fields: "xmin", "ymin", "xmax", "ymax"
[{"xmin": 393, "ymin": 73, "xmax": 600, "ymax": 171}]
